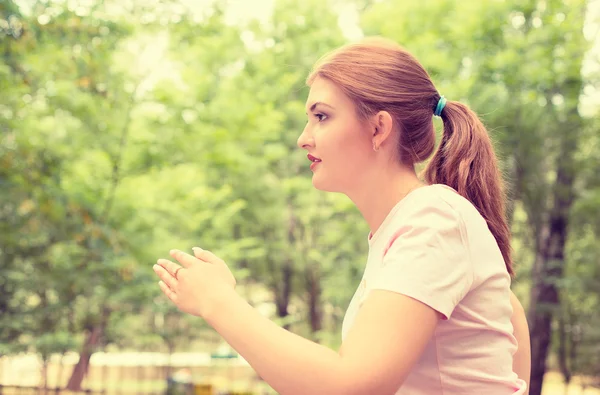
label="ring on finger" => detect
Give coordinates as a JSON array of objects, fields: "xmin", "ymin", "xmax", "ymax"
[{"xmin": 174, "ymin": 267, "xmax": 183, "ymax": 280}]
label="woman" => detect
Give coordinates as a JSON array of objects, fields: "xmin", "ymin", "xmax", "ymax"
[{"xmin": 153, "ymin": 37, "xmax": 531, "ymax": 394}]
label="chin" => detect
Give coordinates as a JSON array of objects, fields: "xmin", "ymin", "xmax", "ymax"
[{"xmin": 311, "ymin": 173, "xmax": 345, "ymax": 193}]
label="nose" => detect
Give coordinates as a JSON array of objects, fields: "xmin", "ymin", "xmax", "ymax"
[{"xmin": 297, "ymin": 123, "xmax": 313, "ymax": 150}]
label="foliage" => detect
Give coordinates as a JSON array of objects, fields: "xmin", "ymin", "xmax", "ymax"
[{"xmin": 1, "ymin": 0, "xmax": 598, "ymax": 392}]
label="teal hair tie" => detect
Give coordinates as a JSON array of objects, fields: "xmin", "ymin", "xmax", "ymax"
[{"xmin": 434, "ymin": 96, "xmax": 446, "ymax": 117}]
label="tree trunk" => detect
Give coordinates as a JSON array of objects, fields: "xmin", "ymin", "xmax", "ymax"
[
  {"xmin": 528, "ymin": 199, "xmax": 570, "ymax": 394},
  {"xmin": 558, "ymin": 304, "xmax": 572, "ymax": 389},
  {"xmin": 306, "ymin": 265, "xmax": 323, "ymax": 337},
  {"xmin": 273, "ymin": 206, "xmax": 297, "ymax": 330},
  {"xmin": 56, "ymin": 354, "xmax": 64, "ymax": 388},
  {"xmin": 275, "ymin": 260, "xmax": 293, "ymax": 330},
  {"xmin": 527, "ymin": 78, "xmax": 582, "ymax": 395},
  {"xmin": 65, "ymin": 323, "xmax": 105, "ymax": 391},
  {"xmin": 40, "ymin": 359, "xmax": 48, "ymax": 395}
]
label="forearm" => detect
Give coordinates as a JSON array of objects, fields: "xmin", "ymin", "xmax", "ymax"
[
  {"xmin": 510, "ymin": 291, "xmax": 531, "ymax": 391},
  {"xmin": 205, "ymin": 292, "xmax": 348, "ymax": 395}
]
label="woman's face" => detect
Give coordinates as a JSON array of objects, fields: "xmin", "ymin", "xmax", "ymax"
[{"xmin": 297, "ymin": 76, "xmax": 374, "ymax": 194}]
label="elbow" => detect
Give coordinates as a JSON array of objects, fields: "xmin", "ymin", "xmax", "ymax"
[
  {"xmin": 333, "ymin": 373, "xmax": 403, "ymax": 395},
  {"xmin": 314, "ymin": 357, "xmax": 404, "ymax": 395},
  {"xmin": 336, "ymin": 384, "xmax": 400, "ymax": 395}
]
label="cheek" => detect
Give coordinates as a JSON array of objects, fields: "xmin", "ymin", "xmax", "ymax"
[
  {"xmin": 325, "ymin": 122, "xmax": 372, "ymax": 170},
  {"xmin": 312, "ymin": 122, "xmax": 371, "ymax": 192},
  {"xmin": 345, "ymin": 144, "xmax": 372, "ymax": 175},
  {"xmin": 338, "ymin": 124, "xmax": 371, "ymax": 162}
]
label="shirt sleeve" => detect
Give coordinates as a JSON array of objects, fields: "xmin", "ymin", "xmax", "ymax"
[{"xmin": 369, "ymin": 197, "xmax": 473, "ymax": 319}]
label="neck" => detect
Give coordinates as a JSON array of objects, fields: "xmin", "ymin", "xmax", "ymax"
[{"xmin": 346, "ymin": 164, "xmax": 423, "ymax": 238}]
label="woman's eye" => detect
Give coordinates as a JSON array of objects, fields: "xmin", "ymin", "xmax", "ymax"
[{"xmin": 315, "ymin": 113, "xmax": 328, "ymax": 122}]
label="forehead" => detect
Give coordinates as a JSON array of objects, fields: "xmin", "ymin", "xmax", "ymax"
[{"xmin": 305, "ymin": 77, "xmax": 352, "ymax": 110}]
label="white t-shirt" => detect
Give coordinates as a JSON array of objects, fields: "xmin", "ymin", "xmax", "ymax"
[{"xmin": 341, "ymin": 184, "xmax": 527, "ymax": 394}]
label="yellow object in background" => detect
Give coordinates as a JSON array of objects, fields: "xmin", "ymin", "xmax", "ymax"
[{"xmin": 193, "ymin": 383, "xmax": 214, "ymax": 395}]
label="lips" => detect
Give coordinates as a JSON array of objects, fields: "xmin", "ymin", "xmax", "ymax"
[
  {"xmin": 307, "ymin": 154, "xmax": 321, "ymax": 171},
  {"xmin": 307, "ymin": 154, "xmax": 322, "ymax": 163}
]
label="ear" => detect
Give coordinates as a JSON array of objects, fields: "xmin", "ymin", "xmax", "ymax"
[{"xmin": 371, "ymin": 111, "xmax": 395, "ymax": 151}]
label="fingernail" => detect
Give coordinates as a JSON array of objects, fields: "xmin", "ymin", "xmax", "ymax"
[{"xmin": 192, "ymin": 247, "xmax": 202, "ymax": 252}]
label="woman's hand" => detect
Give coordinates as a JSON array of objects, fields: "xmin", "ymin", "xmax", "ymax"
[{"xmin": 153, "ymin": 247, "xmax": 237, "ymax": 318}]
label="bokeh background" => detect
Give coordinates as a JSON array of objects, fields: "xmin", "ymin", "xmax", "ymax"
[{"xmin": 1, "ymin": 0, "xmax": 599, "ymax": 394}]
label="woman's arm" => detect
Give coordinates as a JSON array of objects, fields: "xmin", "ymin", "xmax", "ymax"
[
  {"xmin": 155, "ymin": 249, "xmax": 437, "ymax": 395},
  {"xmin": 206, "ymin": 289, "xmax": 439, "ymax": 395},
  {"xmin": 510, "ymin": 290, "xmax": 531, "ymax": 392}
]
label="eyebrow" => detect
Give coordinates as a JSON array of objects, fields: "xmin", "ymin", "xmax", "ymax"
[{"xmin": 305, "ymin": 101, "xmax": 335, "ymax": 114}]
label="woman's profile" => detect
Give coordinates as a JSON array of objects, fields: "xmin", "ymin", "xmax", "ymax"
[{"xmin": 153, "ymin": 37, "xmax": 531, "ymax": 394}]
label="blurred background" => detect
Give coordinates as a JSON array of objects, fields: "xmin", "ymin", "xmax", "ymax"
[{"xmin": 1, "ymin": 0, "xmax": 599, "ymax": 394}]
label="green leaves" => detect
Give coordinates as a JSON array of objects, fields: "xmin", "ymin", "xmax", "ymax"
[{"xmin": 1, "ymin": 2, "xmax": 599, "ymax": 391}]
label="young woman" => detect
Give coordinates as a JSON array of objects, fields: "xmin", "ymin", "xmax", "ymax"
[{"xmin": 153, "ymin": 37, "xmax": 531, "ymax": 394}]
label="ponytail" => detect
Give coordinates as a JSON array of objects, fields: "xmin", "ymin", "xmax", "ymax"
[{"xmin": 424, "ymin": 100, "xmax": 514, "ymax": 276}]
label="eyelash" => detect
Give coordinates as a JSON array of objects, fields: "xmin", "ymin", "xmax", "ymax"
[{"xmin": 314, "ymin": 113, "xmax": 327, "ymax": 122}]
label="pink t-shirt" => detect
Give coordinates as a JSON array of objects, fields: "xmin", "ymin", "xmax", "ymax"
[{"xmin": 341, "ymin": 184, "xmax": 527, "ymax": 394}]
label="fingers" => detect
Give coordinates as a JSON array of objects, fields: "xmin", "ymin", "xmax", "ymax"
[
  {"xmin": 169, "ymin": 249, "xmax": 199, "ymax": 268},
  {"xmin": 192, "ymin": 247, "xmax": 224, "ymax": 265},
  {"xmin": 154, "ymin": 262, "xmax": 179, "ymax": 290},
  {"xmin": 156, "ymin": 258, "xmax": 181, "ymax": 276},
  {"xmin": 159, "ymin": 280, "xmax": 178, "ymax": 303}
]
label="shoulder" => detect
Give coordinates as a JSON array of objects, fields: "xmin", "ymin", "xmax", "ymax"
[
  {"xmin": 390, "ymin": 184, "xmax": 467, "ymax": 235},
  {"xmin": 379, "ymin": 186, "xmax": 470, "ymax": 256},
  {"xmin": 369, "ymin": 185, "xmax": 476, "ymax": 319},
  {"xmin": 410, "ymin": 184, "xmax": 467, "ymax": 212}
]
